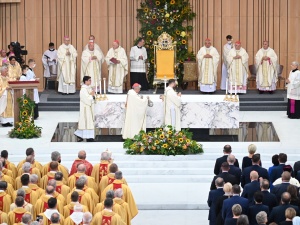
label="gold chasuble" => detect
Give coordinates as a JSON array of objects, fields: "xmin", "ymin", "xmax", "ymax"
[
  {"xmin": 0, "ymin": 74, "xmax": 13, "ymax": 120},
  {"xmin": 0, "ymin": 191, "xmax": 12, "ymax": 213},
  {"xmin": 91, "ymin": 210, "xmax": 125, "ymax": 225},
  {"xmin": 63, "ymin": 202, "xmax": 89, "ymax": 218},
  {"xmin": 99, "ymin": 174, "xmax": 128, "ymax": 197},
  {"xmin": 91, "ymin": 160, "xmax": 111, "ymax": 184},
  {"xmin": 8, "ymin": 208, "xmax": 30, "ymax": 225},
  {"xmin": 93, "ymin": 200, "xmax": 126, "ymax": 223}
]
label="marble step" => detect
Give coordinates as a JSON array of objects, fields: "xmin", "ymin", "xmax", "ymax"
[
  {"xmin": 240, "ymin": 105, "xmax": 286, "ymax": 111},
  {"xmin": 240, "ymin": 101, "xmax": 287, "ymax": 106}
]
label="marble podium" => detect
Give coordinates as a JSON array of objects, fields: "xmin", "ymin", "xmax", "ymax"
[{"xmin": 94, "ymin": 95, "xmax": 239, "ymax": 129}]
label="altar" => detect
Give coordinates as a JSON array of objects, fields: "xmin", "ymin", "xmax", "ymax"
[{"xmin": 94, "ymin": 95, "xmax": 239, "ymax": 129}]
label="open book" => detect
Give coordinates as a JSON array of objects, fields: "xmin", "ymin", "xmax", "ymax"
[{"xmin": 110, "ymin": 57, "xmax": 118, "ymax": 64}]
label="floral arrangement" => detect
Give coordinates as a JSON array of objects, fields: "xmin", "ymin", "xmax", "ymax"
[
  {"xmin": 136, "ymin": 0, "xmax": 196, "ymax": 85},
  {"xmin": 123, "ymin": 125, "xmax": 203, "ymax": 155},
  {"xmin": 9, "ymin": 94, "xmax": 42, "ymax": 139}
]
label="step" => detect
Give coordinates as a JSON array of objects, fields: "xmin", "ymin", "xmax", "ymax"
[
  {"xmin": 39, "ymin": 102, "xmax": 79, "ymax": 107},
  {"xmin": 39, "ymin": 106, "xmax": 79, "ymax": 111},
  {"xmin": 240, "ymin": 105, "xmax": 286, "ymax": 111},
  {"xmin": 240, "ymin": 101, "xmax": 287, "ymax": 106},
  {"xmin": 48, "ymin": 96, "xmax": 80, "ymax": 102}
]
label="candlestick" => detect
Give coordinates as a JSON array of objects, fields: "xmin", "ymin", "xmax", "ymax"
[
  {"xmin": 99, "ymin": 78, "xmax": 102, "ymax": 95},
  {"xmin": 103, "ymin": 78, "xmax": 106, "ymax": 94}
]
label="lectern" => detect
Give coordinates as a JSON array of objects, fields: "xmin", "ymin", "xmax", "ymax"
[{"xmin": 8, "ymin": 81, "xmax": 39, "ymax": 127}]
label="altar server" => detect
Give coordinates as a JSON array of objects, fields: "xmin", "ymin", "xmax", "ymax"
[
  {"xmin": 81, "ymin": 42, "xmax": 104, "ymax": 87},
  {"xmin": 130, "ymin": 38, "xmax": 148, "ymax": 90},
  {"xmin": 0, "ymin": 66, "xmax": 14, "ymax": 127},
  {"xmin": 74, "ymin": 76, "xmax": 95, "ymax": 142},
  {"xmin": 227, "ymin": 41, "xmax": 249, "ymax": 94},
  {"xmin": 122, "ymin": 83, "xmax": 148, "ymax": 139},
  {"xmin": 57, "ymin": 36, "xmax": 77, "ymax": 94},
  {"xmin": 255, "ymin": 41, "xmax": 278, "ymax": 93},
  {"xmin": 105, "ymin": 40, "xmax": 128, "ymax": 94},
  {"xmin": 286, "ymin": 61, "xmax": 300, "ymax": 119},
  {"xmin": 42, "ymin": 42, "xmax": 58, "ymax": 78},
  {"xmin": 164, "ymin": 79, "xmax": 181, "ymax": 131},
  {"xmin": 197, "ymin": 38, "xmax": 220, "ymax": 93},
  {"xmin": 221, "ymin": 35, "xmax": 234, "ymax": 90}
]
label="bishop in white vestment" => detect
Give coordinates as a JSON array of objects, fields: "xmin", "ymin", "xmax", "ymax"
[
  {"xmin": 227, "ymin": 41, "xmax": 249, "ymax": 94},
  {"xmin": 74, "ymin": 76, "xmax": 95, "ymax": 141},
  {"xmin": 197, "ymin": 38, "xmax": 220, "ymax": 93},
  {"xmin": 221, "ymin": 35, "xmax": 233, "ymax": 90},
  {"xmin": 57, "ymin": 36, "xmax": 78, "ymax": 94},
  {"xmin": 42, "ymin": 42, "xmax": 58, "ymax": 78},
  {"xmin": 130, "ymin": 38, "xmax": 148, "ymax": 90},
  {"xmin": 84, "ymin": 35, "xmax": 104, "ymax": 54},
  {"xmin": 122, "ymin": 83, "xmax": 148, "ymax": 139},
  {"xmin": 255, "ymin": 41, "xmax": 278, "ymax": 93},
  {"xmin": 164, "ymin": 79, "xmax": 181, "ymax": 131},
  {"xmin": 105, "ymin": 40, "xmax": 128, "ymax": 94},
  {"xmin": 81, "ymin": 42, "xmax": 104, "ymax": 87}
]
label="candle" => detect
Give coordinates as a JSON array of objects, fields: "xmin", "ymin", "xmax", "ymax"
[
  {"xmin": 235, "ymin": 82, "xmax": 237, "ymax": 95},
  {"xmin": 225, "ymin": 78, "xmax": 228, "ymax": 95},
  {"xmin": 230, "ymin": 82, "xmax": 233, "ymax": 95},
  {"xmin": 103, "ymin": 78, "xmax": 106, "ymax": 94},
  {"xmin": 99, "ymin": 78, "xmax": 102, "ymax": 95},
  {"xmin": 95, "ymin": 80, "xmax": 98, "ymax": 94}
]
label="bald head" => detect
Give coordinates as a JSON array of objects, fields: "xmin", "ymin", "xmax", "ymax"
[
  {"xmin": 282, "ymin": 171, "xmax": 291, "ymax": 182},
  {"xmin": 48, "ymin": 179, "xmax": 57, "ymax": 189},
  {"xmin": 83, "ymin": 212, "xmax": 92, "ymax": 223},
  {"xmin": 115, "ymin": 188, "xmax": 123, "ymax": 198},
  {"xmin": 77, "ymin": 164, "xmax": 86, "ymax": 173},
  {"xmin": 227, "ymin": 154, "xmax": 236, "ymax": 165},
  {"xmin": 250, "ymin": 171, "xmax": 259, "ymax": 181},
  {"xmin": 78, "ymin": 150, "xmax": 86, "ymax": 159},
  {"xmin": 45, "ymin": 185, "xmax": 55, "ymax": 195},
  {"xmin": 281, "ymin": 192, "xmax": 291, "ymax": 204}
]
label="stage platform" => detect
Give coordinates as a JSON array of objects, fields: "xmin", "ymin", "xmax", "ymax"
[{"xmin": 39, "ymin": 89, "xmax": 287, "ymax": 112}]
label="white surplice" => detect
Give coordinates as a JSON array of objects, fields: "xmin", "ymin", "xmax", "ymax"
[
  {"xmin": 197, "ymin": 46, "xmax": 220, "ymax": 92},
  {"xmin": 57, "ymin": 43, "xmax": 78, "ymax": 94},
  {"xmin": 42, "ymin": 49, "xmax": 58, "ymax": 78},
  {"xmin": 105, "ymin": 46, "xmax": 128, "ymax": 94},
  {"xmin": 287, "ymin": 69, "xmax": 300, "ymax": 100},
  {"xmin": 255, "ymin": 47, "xmax": 278, "ymax": 91},
  {"xmin": 227, "ymin": 47, "xmax": 249, "ymax": 94},
  {"xmin": 80, "ymin": 48, "xmax": 104, "ymax": 87},
  {"xmin": 122, "ymin": 89, "xmax": 148, "ymax": 139},
  {"xmin": 74, "ymin": 84, "xmax": 95, "ymax": 139},
  {"xmin": 130, "ymin": 46, "xmax": 147, "ymax": 73},
  {"xmin": 164, "ymin": 86, "xmax": 181, "ymax": 131}
]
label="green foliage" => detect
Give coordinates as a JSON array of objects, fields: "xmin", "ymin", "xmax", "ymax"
[
  {"xmin": 136, "ymin": 0, "xmax": 196, "ymax": 85},
  {"xmin": 123, "ymin": 125, "xmax": 203, "ymax": 156},
  {"xmin": 9, "ymin": 94, "xmax": 42, "ymax": 139}
]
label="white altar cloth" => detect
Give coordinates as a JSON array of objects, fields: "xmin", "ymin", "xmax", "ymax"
[{"xmin": 94, "ymin": 95, "xmax": 239, "ymax": 129}]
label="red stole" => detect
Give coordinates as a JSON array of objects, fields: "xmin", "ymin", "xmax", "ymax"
[
  {"xmin": 99, "ymin": 163, "xmax": 109, "ymax": 181},
  {"xmin": 113, "ymin": 183, "xmax": 122, "ymax": 190},
  {"xmin": 43, "ymin": 201, "xmax": 49, "ymax": 211},
  {"xmin": 0, "ymin": 194, "xmax": 5, "ymax": 210},
  {"xmin": 56, "ymin": 184, "xmax": 62, "ymax": 194},
  {"xmin": 14, "ymin": 212, "xmax": 25, "ymax": 223},
  {"xmin": 25, "ymin": 191, "xmax": 31, "ymax": 203},
  {"xmin": 108, "ymin": 176, "xmax": 115, "ymax": 185},
  {"xmin": 102, "ymin": 215, "xmax": 112, "ymax": 225}
]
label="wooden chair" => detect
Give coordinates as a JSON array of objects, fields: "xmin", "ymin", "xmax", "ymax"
[
  {"xmin": 248, "ymin": 64, "xmax": 257, "ymax": 89},
  {"xmin": 277, "ymin": 65, "xmax": 285, "ymax": 89}
]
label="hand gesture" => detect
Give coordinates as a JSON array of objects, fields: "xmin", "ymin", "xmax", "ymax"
[
  {"xmin": 91, "ymin": 56, "xmax": 97, "ymax": 60},
  {"xmin": 177, "ymin": 92, "xmax": 182, "ymax": 97},
  {"xmin": 66, "ymin": 52, "xmax": 71, "ymax": 56},
  {"xmin": 90, "ymin": 90, "xmax": 95, "ymax": 96},
  {"xmin": 286, "ymin": 79, "xmax": 290, "ymax": 84},
  {"xmin": 139, "ymin": 55, "xmax": 143, "ymax": 60}
]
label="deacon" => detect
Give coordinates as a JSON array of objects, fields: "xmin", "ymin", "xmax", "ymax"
[
  {"xmin": 255, "ymin": 41, "xmax": 278, "ymax": 94},
  {"xmin": 0, "ymin": 66, "xmax": 14, "ymax": 127},
  {"xmin": 57, "ymin": 36, "xmax": 77, "ymax": 94},
  {"xmin": 8, "ymin": 56, "xmax": 21, "ymax": 80},
  {"xmin": 197, "ymin": 38, "xmax": 220, "ymax": 93},
  {"xmin": 164, "ymin": 79, "xmax": 181, "ymax": 131},
  {"xmin": 42, "ymin": 42, "xmax": 58, "ymax": 78},
  {"xmin": 105, "ymin": 40, "xmax": 128, "ymax": 93},
  {"xmin": 227, "ymin": 41, "xmax": 249, "ymax": 94},
  {"xmin": 81, "ymin": 42, "xmax": 104, "ymax": 87},
  {"xmin": 122, "ymin": 83, "xmax": 148, "ymax": 139},
  {"xmin": 286, "ymin": 61, "xmax": 300, "ymax": 119},
  {"xmin": 130, "ymin": 37, "xmax": 148, "ymax": 90},
  {"xmin": 221, "ymin": 35, "xmax": 234, "ymax": 90},
  {"xmin": 84, "ymin": 35, "xmax": 104, "ymax": 54},
  {"xmin": 74, "ymin": 76, "xmax": 95, "ymax": 142}
]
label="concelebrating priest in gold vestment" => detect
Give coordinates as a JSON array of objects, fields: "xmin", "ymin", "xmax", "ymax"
[
  {"xmin": 57, "ymin": 36, "xmax": 78, "ymax": 94},
  {"xmin": 105, "ymin": 40, "xmax": 128, "ymax": 94},
  {"xmin": 81, "ymin": 41, "xmax": 104, "ymax": 88},
  {"xmin": 255, "ymin": 41, "xmax": 278, "ymax": 93},
  {"xmin": 197, "ymin": 38, "xmax": 220, "ymax": 93},
  {"xmin": 164, "ymin": 79, "xmax": 181, "ymax": 131},
  {"xmin": 227, "ymin": 41, "xmax": 249, "ymax": 94},
  {"xmin": 122, "ymin": 83, "xmax": 148, "ymax": 139}
]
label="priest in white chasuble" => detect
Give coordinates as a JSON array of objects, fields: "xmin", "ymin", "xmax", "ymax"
[
  {"xmin": 227, "ymin": 41, "xmax": 249, "ymax": 94},
  {"xmin": 122, "ymin": 83, "xmax": 148, "ymax": 139},
  {"xmin": 197, "ymin": 38, "xmax": 220, "ymax": 93},
  {"xmin": 42, "ymin": 42, "xmax": 58, "ymax": 78},
  {"xmin": 74, "ymin": 76, "xmax": 96, "ymax": 142},
  {"xmin": 81, "ymin": 42, "xmax": 104, "ymax": 88},
  {"xmin": 164, "ymin": 79, "xmax": 181, "ymax": 131},
  {"xmin": 255, "ymin": 41, "xmax": 278, "ymax": 93},
  {"xmin": 105, "ymin": 40, "xmax": 128, "ymax": 94},
  {"xmin": 130, "ymin": 37, "xmax": 148, "ymax": 90},
  {"xmin": 221, "ymin": 35, "xmax": 234, "ymax": 90},
  {"xmin": 57, "ymin": 36, "xmax": 77, "ymax": 94},
  {"xmin": 0, "ymin": 66, "xmax": 14, "ymax": 127}
]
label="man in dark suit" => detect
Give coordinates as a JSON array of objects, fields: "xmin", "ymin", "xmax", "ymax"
[
  {"xmin": 241, "ymin": 154, "xmax": 269, "ymax": 188},
  {"xmin": 260, "ymin": 179, "xmax": 278, "ymax": 211},
  {"xmin": 227, "ymin": 154, "xmax": 242, "ymax": 184},
  {"xmin": 248, "ymin": 191, "xmax": 269, "ymax": 225},
  {"xmin": 211, "ymin": 162, "xmax": 239, "ymax": 190},
  {"xmin": 268, "ymin": 192, "xmax": 300, "ymax": 224},
  {"xmin": 241, "ymin": 171, "xmax": 261, "ymax": 203},
  {"xmin": 207, "ymin": 177, "xmax": 225, "ymax": 225},
  {"xmin": 271, "ymin": 171, "xmax": 296, "ymax": 202},
  {"xmin": 255, "ymin": 211, "xmax": 268, "ymax": 225},
  {"xmin": 270, "ymin": 153, "xmax": 293, "ymax": 184},
  {"xmin": 222, "ymin": 185, "xmax": 249, "ymax": 220},
  {"xmin": 214, "ymin": 144, "xmax": 239, "ymax": 175}
]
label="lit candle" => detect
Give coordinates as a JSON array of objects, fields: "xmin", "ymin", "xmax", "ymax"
[
  {"xmin": 99, "ymin": 78, "xmax": 102, "ymax": 95},
  {"xmin": 95, "ymin": 80, "xmax": 98, "ymax": 94},
  {"xmin": 103, "ymin": 78, "xmax": 106, "ymax": 94}
]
